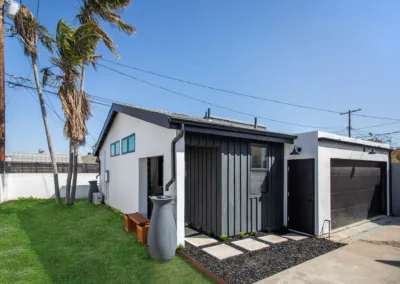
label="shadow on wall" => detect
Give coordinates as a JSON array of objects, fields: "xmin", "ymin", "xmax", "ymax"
[{"xmin": 50, "ymin": 185, "xmax": 90, "ymax": 199}]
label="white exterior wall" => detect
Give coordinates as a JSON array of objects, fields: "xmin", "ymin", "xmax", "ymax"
[
  {"xmin": 284, "ymin": 131, "xmax": 390, "ymax": 236},
  {"xmin": 98, "ymin": 113, "xmax": 185, "ymax": 245},
  {"xmin": 0, "ymin": 173, "xmax": 97, "ymax": 202}
]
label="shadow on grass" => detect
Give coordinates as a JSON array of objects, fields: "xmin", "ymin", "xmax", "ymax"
[{"xmin": 1, "ymin": 199, "xmax": 211, "ymax": 284}]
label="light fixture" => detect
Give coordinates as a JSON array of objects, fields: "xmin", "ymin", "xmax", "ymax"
[
  {"xmin": 368, "ymin": 148, "xmax": 376, "ymax": 155},
  {"xmin": 290, "ymin": 145, "xmax": 302, "ymax": 155},
  {"xmin": 5, "ymin": 0, "xmax": 20, "ymax": 20}
]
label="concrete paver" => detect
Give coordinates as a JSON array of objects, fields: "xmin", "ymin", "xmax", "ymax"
[
  {"xmin": 185, "ymin": 227, "xmax": 198, "ymax": 237},
  {"xmin": 185, "ymin": 234, "xmax": 218, "ymax": 247},
  {"xmin": 258, "ymin": 234, "xmax": 288, "ymax": 244},
  {"xmin": 202, "ymin": 244, "xmax": 243, "ymax": 260},
  {"xmin": 232, "ymin": 239, "xmax": 269, "ymax": 251},
  {"xmin": 282, "ymin": 232, "xmax": 308, "ymax": 241}
]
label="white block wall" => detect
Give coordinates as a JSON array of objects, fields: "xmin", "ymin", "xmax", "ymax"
[
  {"xmin": 98, "ymin": 113, "xmax": 185, "ymax": 245},
  {"xmin": 0, "ymin": 173, "xmax": 97, "ymax": 202}
]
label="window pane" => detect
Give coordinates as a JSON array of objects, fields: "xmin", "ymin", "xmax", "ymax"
[
  {"xmin": 251, "ymin": 146, "xmax": 268, "ymax": 169},
  {"xmin": 128, "ymin": 135, "xmax": 135, "ymax": 152},
  {"xmin": 115, "ymin": 141, "xmax": 120, "ymax": 155},
  {"xmin": 110, "ymin": 144, "xmax": 115, "ymax": 156},
  {"xmin": 122, "ymin": 138, "xmax": 128, "ymax": 153}
]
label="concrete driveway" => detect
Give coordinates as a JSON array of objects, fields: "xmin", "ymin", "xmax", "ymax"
[{"xmin": 256, "ymin": 218, "xmax": 400, "ymax": 284}]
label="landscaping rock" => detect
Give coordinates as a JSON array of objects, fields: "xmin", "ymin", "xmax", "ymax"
[{"xmin": 182, "ymin": 236, "xmax": 344, "ymax": 284}]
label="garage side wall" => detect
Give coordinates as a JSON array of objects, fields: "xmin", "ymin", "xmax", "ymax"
[{"xmin": 318, "ymin": 142, "xmax": 390, "ymax": 234}]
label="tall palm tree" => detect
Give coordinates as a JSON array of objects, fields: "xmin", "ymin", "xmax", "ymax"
[
  {"xmin": 13, "ymin": 5, "xmax": 62, "ymax": 204},
  {"xmin": 43, "ymin": 20, "xmax": 100, "ymax": 205},
  {"xmin": 68, "ymin": 0, "xmax": 135, "ymax": 202}
]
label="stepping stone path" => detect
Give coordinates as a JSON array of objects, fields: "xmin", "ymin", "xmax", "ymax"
[
  {"xmin": 202, "ymin": 244, "xmax": 243, "ymax": 260},
  {"xmin": 258, "ymin": 234, "xmax": 288, "ymax": 244},
  {"xmin": 185, "ymin": 227, "xmax": 198, "ymax": 237},
  {"xmin": 283, "ymin": 232, "xmax": 308, "ymax": 241},
  {"xmin": 185, "ymin": 234, "xmax": 218, "ymax": 247},
  {"xmin": 232, "ymin": 239, "xmax": 269, "ymax": 251}
]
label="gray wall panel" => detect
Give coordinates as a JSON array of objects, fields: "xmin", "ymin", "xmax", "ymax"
[{"xmin": 186, "ymin": 133, "xmax": 284, "ymax": 237}]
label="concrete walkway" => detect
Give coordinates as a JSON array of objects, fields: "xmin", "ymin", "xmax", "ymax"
[{"xmin": 256, "ymin": 218, "xmax": 400, "ymax": 284}]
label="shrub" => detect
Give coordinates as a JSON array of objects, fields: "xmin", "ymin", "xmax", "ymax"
[
  {"xmin": 220, "ymin": 234, "xmax": 227, "ymax": 241},
  {"xmin": 265, "ymin": 227, "xmax": 271, "ymax": 233},
  {"xmin": 252, "ymin": 229, "xmax": 257, "ymax": 236},
  {"xmin": 239, "ymin": 232, "xmax": 245, "ymax": 239},
  {"xmin": 195, "ymin": 225, "xmax": 201, "ymax": 231},
  {"xmin": 208, "ymin": 231, "xmax": 214, "ymax": 236},
  {"xmin": 177, "ymin": 243, "xmax": 185, "ymax": 250}
]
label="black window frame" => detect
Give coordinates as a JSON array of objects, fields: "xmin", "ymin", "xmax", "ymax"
[
  {"xmin": 110, "ymin": 140, "xmax": 120, "ymax": 157},
  {"xmin": 121, "ymin": 133, "xmax": 135, "ymax": 155},
  {"xmin": 249, "ymin": 144, "xmax": 269, "ymax": 196},
  {"xmin": 250, "ymin": 144, "xmax": 269, "ymax": 170}
]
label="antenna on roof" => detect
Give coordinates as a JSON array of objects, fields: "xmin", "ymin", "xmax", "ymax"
[
  {"xmin": 254, "ymin": 117, "xmax": 258, "ymax": 129},
  {"xmin": 207, "ymin": 108, "xmax": 211, "ymax": 119}
]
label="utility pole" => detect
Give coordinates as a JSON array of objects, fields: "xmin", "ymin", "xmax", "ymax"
[
  {"xmin": 340, "ymin": 109, "xmax": 362, "ymax": 137},
  {"xmin": 0, "ymin": 0, "xmax": 5, "ymax": 162}
]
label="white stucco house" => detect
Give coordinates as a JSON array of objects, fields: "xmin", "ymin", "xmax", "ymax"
[{"xmin": 94, "ymin": 103, "xmax": 392, "ymax": 245}]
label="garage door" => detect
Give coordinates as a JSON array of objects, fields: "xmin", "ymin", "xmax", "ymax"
[{"xmin": 330, "ymin": 159, "xmax": 386, "ymax": 229}]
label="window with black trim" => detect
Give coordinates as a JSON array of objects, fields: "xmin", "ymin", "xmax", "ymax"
[
  {"xmin": 122, "ymin": 134, "xmax": 135, "ymax": 154},
  {"xmin": 250, "ymin": 145, "xmax": 269, "ymax": 195},
  {"xmin": 110, "ymin": 141, "xmax": 120, "ymax": 157},
  {"xmin": 251, "ymin": 146, "xmax": 268, "ymax": 169}
]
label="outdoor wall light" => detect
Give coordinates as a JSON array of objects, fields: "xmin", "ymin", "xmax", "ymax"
[
  {"xmin": 368, "ymin": 148, "xmax": 376, "ymax": 155},
  {"xmin": 290, "ymin": 145, "xmax": 302, "ymax": 155}
]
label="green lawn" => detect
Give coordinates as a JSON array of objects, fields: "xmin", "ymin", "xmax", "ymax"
[{"xmin": 0, "ymin": 199, "xmax": 211, "ymax": 284}]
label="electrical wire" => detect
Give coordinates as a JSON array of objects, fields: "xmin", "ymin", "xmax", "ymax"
[
  {"xmin": 96, "ymin": 63, "xmax": 341, "ymax": 130},
  {"xmin": 354, "ymin": 121, "xmax": 400, "ymax": 130},
  {"xmin": 100, "ymin": 58, "xmax": 343, "ymax": 114}
]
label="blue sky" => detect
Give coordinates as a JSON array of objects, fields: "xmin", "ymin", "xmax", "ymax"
[{"xmin": 5, "ymin": 0, "xmax": 400, "ymax": 154}]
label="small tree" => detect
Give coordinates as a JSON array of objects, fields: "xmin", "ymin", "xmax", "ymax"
[{"xmin": 14, "ymin": 5, "xmax": 61, "ymax": 204}]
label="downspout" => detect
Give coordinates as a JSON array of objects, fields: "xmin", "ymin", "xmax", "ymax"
[{"xmin": 165, "ymin": 124, "xmax": 185, "ymax": 191}]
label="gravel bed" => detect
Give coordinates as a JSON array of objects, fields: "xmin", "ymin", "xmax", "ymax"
[{"xmin": 182, "ymin": 234, "xmax": 344, "ymax": 284}]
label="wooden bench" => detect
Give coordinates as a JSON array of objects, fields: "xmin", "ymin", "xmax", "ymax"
[{"xmin": 124, "ymin": 213, "xmax": 150, "ymax": 244}]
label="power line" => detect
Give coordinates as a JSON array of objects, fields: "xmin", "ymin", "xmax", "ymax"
[
  {"xmin": 100, "ymin": 58, "xmax": 343, "ymax": 114},
  {"xmin": 101, "ymin": 59, "xmax": 400, "ymax": 122},
  {"xmin": 354, "ymin": 121, "xmax": 400, "ymax": 130},
  {"xmin": 6, "ymin": 81, "xmax": 103, "ymax": 141},
  {"xmin": 96, "ymin": 63, "xmax": 341, "ymax": 130},
  {"xmin": 5, "ymin": 81, "xmax": 112, "ymax": 108}
]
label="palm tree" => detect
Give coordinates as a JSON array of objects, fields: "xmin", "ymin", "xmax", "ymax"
[
  {"xmin": 13, "ymin": 5, "xmax": 62, "ymax": 204},
  {"xmin": 68, "ymin": 0, "xmax": 135, "ymax": 202},
  {"xmin": 43, "ymin": 20, "xmax": 101, "ymax": 205}
]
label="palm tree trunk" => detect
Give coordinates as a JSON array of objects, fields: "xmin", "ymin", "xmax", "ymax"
[
  {"xmin": 65, "ymin": 140, "xmax": 73, "ymax": 205},
  {"xmin": 69, "ymin": 66, "xmax": 86, "ymax": 205},
  {"xmin": 70, "ymin": 142, "xmax": 79, "ymax": 205},
  {"xmin": 31, "ymin": 55, "xmax": 61, "ymax": 204}
]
